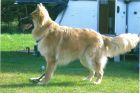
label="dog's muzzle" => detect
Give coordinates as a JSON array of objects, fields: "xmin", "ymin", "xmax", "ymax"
[
  {"xmin": 20, "ymin": 14, "xmax": 32, "ymax": 23},
  {"xmin": 20, "ymin": 14, "xmax": 34, "ymax": 30}
]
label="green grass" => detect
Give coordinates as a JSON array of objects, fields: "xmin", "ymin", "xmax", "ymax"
[
  {"xmin": 0, "ymin": 34, "xmax": 35, "ymax": 51},
  {"xmin": 0, "ymin": 34, "xmax": 139, "ymax": 93}
]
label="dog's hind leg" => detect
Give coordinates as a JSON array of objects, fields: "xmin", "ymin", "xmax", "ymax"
[
  {"xmin": 83, "ymin": 70, "xmax": 95, "ymax": 81},
  {"xmin": 80, "ymin": 58, "xmax": 95, "ymax": 81},
  {"xmin": 93, "ymin": 56, "xmax": 107, "ymax": 84},
  {"xmin": 94, "ymin": 66, "xmax": 104, "ymax": 84}
]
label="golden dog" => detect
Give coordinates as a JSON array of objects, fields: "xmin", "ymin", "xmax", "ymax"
[{"xmin": 30, "ymin": 3, "xmax": 140, "ymax": 85}]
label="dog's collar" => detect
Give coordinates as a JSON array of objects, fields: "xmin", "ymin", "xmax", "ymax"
[{"xmin": 36, "ymin": 21, "xmax": 53, "ymax": 43}]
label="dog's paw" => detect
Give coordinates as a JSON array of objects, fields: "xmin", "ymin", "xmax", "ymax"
[
  {"xmin": 29, "ymin": 77, "xmax": 40, "ymax": 83},
  {"xmin": 93, "ymin": 80, "xmax": 101, "ymax": 85},
  {"xmin": 37, "ymin": 78, "xmax": 48, "ymax": 85},
  {"xmin": 82, "ymin": 77, "xmax": 92, "ymax": 81}
]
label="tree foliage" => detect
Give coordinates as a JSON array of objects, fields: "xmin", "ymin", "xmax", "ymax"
[
  {"xmin": 1, "ymin": 0, "xmax": 17, "ymax": 22},
  {"xmin": 1, "ymin": 0, "xmax": 67, "ymax": 33},
  {"xmin": 1, "ymin": 0, "xmax": 35, "ymax": 22}
]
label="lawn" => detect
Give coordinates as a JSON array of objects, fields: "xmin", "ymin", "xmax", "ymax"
[
  {"xmin": 1, "ymin": 34, "xmax": 35, "ymax": 51},
  {"xmin": 0, "ymin": 34, "xmax": 139, "ymax": 93}
]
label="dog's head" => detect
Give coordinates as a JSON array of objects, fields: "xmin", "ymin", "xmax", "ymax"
[
  {"xmin": 20, "ymin": 3, "xmax": 50, "ymax": 31},
  {"xmin": 31, "ymin": 3, "xmax": 50, "ymax": 27}
]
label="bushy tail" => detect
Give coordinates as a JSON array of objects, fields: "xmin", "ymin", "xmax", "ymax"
[{"xmin": 102, "ymin": 33, "xmax": 140, "ymax": 57}]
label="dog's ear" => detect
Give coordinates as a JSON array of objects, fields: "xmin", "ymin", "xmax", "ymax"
[
  {"xmin": 37, "ymin": 4, "xmax": 41, "ymax": 9},
  {"xmin": 39, "ymin": 3, "xmax": 43, "ymax": 6},
  {"xmin": 39, "ymin": 3, "xmax": 46, "ymax": 9},
  {"xmin": 37, "ymin": 3, "xmax": 46, "ymax": 11},
  {"xmin": 37, "ymin": 3, "xmax": 44, "ymax": 11}
]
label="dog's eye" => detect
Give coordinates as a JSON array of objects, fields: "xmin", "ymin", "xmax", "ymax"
[{"xmin": 35, "ymin": 12, "xmax": 38, "ymax": 15}]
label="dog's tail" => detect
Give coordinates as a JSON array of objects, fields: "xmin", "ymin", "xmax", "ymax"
[{"xmin": 102, "ymin": 33, "xmax": 140, "ymax": 57}]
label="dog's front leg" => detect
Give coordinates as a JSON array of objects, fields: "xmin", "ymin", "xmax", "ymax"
[{"xmin": 38, "ymin": 57, "xmax": 57, "ymax": 85}]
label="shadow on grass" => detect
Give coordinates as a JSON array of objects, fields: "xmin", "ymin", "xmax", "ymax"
[
  {"xmin": 1, "ymin": 51, "xmax": 139, "ymax": 80},
  {"xmin": 0, "ymin": 81, "xmax": 88, "ymax": 88},
  {"xmin": 0, "ymin": 83, "xmax": 38, "ymax": 88},
  {"xmin": 1, "ymin": 51, "xmax": 46, "ymax": 73},
  {"xmin": 1, "ymin": 51, "xmax": 86, "ymax": 75}
]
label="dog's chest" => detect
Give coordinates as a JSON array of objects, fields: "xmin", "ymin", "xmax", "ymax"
[{"xmin": 37, "ymin": 40, "xmax": 47, "ymax": 56}]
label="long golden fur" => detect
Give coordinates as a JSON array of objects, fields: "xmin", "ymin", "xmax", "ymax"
[{"xmin": 31, "ymin": 3, "xmax": 140, "ymax": 85}]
